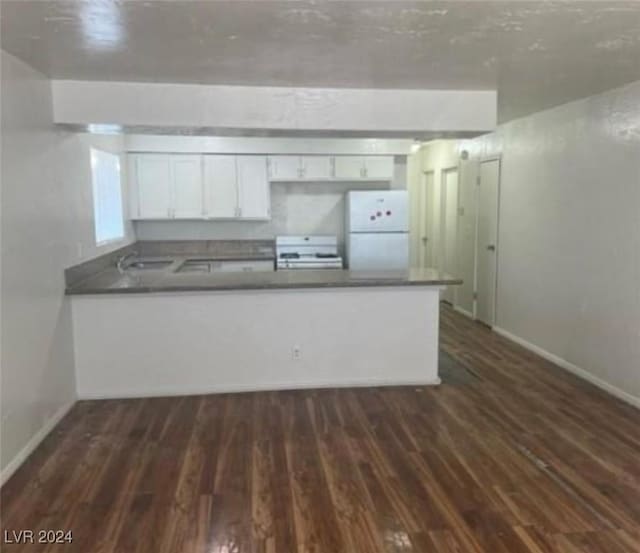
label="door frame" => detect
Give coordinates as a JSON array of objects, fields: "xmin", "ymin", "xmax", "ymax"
[
  {"xmin": 418, "ymin": 170, "xmax": 435, "ymax": 269},
  {"xmin": 475, "ymin": 156, "xmax": 502, "ymax": 326},
  {"xmin": 440, "ymin": 165, "xmax": 460, "ymax": 306}
]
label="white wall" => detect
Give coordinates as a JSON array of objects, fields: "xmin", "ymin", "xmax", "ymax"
[
  {"xmin": 0, "ymin": 51, "xmax": 135, "ymax": 483},
  {"xmin": 461, "ymin": 80, "xmax": 640, "ymax": 405},
  {"xmin": 52, "ymin": 80, "xmax": 497, "ymax": 133}
]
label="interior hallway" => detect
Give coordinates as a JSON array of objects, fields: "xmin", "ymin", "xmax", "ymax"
[{"xmin": 2, "ymin": 305, "xmax": 639, "ymax": 552}]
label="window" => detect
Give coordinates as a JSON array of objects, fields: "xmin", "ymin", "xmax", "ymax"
[{"xmin": 91, "ymin": 148, "xmax": 124, "ymax": 245}]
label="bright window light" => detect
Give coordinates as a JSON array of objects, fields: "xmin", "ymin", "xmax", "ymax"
[{"xmin": 91, "ymin": 148, "xmax": 124, "ymax": 245}]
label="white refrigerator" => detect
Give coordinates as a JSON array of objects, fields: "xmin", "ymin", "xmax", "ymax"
[{"xmin": 346, "ymin": 190, "xmax": 409, "ymax": 270}]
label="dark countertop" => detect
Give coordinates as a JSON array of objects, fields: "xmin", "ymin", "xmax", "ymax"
[{"xmin": 65, "ymin": 257, "xmax": 462, "ymax": 295}]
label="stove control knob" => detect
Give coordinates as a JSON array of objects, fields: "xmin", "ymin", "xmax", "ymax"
[
  {"xmin": 386, "ymin": 210, "xmax": 392, "ymax": 216},
  {"xmin": 377, "ymin": 211, "xmax": 382, "ymax": 217},
  {"xmin": 370, "ymin": 215, "xmax": 375, "ymax": 220}
]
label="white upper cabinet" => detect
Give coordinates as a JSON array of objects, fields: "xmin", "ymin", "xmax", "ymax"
[
  {"xmin": 269, "ymin": 155, "xmax": 333, "ymax": 181},
  {"xmin": 364, "ymin": 156, "xmax": 395, "ymax": 180},
  {"xmin": 334, "ymin": 156, "xmax": 395, "ymax": 181},
  {"xmin": 204, "ymin": 155, "xmax": 238, "ymax": 218},
  {"xmin": 237, "ymin": 156, "xmax": 270, "ymax": 219},
  {"xmin": 267, "ymin": 155, "xmax": 394, "ymax": 182},
  {"xmin": 134, "ymin": 155, "xmax": 172, "ymax": 219},
  {"xmin": 171, "ymin": 155, "xmax": 203, "ymax": 218},
  {"xmin": 268, "ymin": 156, "xmax": 302, "ymax": 180},
  {"xmin": 203, "ymin": 155, "xmax": 270, "ymax": 219},
  {"xmin": 300, "ymin": 156, "xmax": 333, "ymax": 180},
  {"xmin": 131, "ymin": 153, "xmax": 271, "ymax": 221},
  {"xmin": 132, "ymin": 154, "xmax": 203, "ymax": 220},
  {"xmin": 334, "ymin": 156, "xmax": 365, "ymax": 180}
]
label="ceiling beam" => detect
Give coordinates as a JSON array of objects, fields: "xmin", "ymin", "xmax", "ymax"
[{"xmin": 51, "ymin": 80, "xmax": 496, "ymax": 135}]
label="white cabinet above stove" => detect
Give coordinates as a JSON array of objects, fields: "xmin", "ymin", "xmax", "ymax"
[{"xmin": 267, "ymin": 155, "xmax": 394, "ymax": 183}]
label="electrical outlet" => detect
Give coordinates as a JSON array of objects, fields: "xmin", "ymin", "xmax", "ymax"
[{"xmin": 292, "ymin": 345, "xmax": 302, "ymax": 360}]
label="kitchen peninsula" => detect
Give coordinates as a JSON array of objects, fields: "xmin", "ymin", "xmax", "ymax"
[{"xmin": 66, "ymin": 242, "xmax": 461, "ymax": 400}]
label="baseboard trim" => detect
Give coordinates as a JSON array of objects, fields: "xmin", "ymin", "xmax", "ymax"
[
  {"xmin": 493, "ymin": 326, "xmax": 640, "ymax": 410},
  {"xmin": 0, "ymin": 401, "xmax": 75, "ymax": 487},
  {"xmin": 78, "ymin": 377, "xmax": 442, "ymax": 400},
  {"xmin": 453, "ymin": 305, "xmax": 474, "ymax": 319}
]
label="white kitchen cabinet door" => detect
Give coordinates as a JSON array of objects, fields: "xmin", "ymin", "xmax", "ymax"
[
  {"xmin": 334, "ymin": 156, "xmax": 365, "ymax": 180},
  {"xmin": 268, "ymin": 156, "xmax": 301, "ymax": 180},
  {"xmin": 204, "ymin": 155, "xmax": 238, "ymax": 218},
  {"xmin": 301, "ymin": 156, "xmax": 333, "ymax": 180},
  {"xmin": 237, "ymin": 156, "xmax": 270, "ymax": 219},
  {"xmin": 135, "ymin": 154, "xmax": 172, "ymax": 219},
  {"xmin": 170, "ymin": 155, "xmax": 203, "ymax": 218},
  {"xmin": 365, "ymin": 156, "xmax": 395, "ymax": 180}
]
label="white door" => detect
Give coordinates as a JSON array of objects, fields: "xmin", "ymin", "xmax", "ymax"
[
  {"xmin": 477, "ymin": 159, "xmax": 500, "ymax": 326},
  {"xmin": 364, "ymin": 156, "xmax": 394, "ymax": 180},
  {"xmin": 237, "ymin": 156, "xmax": 270, "ymax": 219},
  {"xmin": 170, "ymin": 155, "xmax": 203, "ymax": 218},
  {"xmin": 441, "ymin": 168, "xmax": 459, "ymax": 304},
  {"xmin": 334, "ymin": 156, "xmax": 365, "ymax": 180},
  {"xmin": 204, "ymin": 155, "xmax": 238, "ymax": 218},
  {"xmin": 418, "ymin": 172, "xmax": 436, "ymax": 268},
  {"xmin": 268, "ymin": 156, "xmax": 301, "ymax": 180},
  {"xmin": 301, "ymin": 156, "xmax": 332, "ymax": 180},
  {"xmin": 136, "ymin": 154, "xmax": 172, "ymax": 219}
]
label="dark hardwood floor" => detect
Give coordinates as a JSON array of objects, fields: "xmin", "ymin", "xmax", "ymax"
[{"xmin": 2, "ymin": 305, "xmax": 639, "ymax": 552}]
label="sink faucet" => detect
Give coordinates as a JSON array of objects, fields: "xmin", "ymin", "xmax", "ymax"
[{"xmin": 117, "ymin": 251, "xmax": 138, "ymax": 274}]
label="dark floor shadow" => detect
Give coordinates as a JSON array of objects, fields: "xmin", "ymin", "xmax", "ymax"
[{"xmin": 439, "ymin": 350, "xmax": 483, "ymax": 386}]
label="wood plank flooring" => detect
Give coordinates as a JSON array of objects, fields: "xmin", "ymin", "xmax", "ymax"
[{"xmin": 2, "ymin": 304, "xmax": 639, "ymax": 552}]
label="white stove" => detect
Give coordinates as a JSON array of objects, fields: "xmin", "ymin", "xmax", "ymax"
[{"xmin": 276, "ymin": 236, "xmax": 343, "ymax": 270}]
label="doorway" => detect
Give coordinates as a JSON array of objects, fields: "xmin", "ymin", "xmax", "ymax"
[
  {"xmin": 441, "ymin": 167, "xmax": 459, "ymax": 304},
  {"xmin": 417, "ymin": 171, "xmax": 436, "ymax": 268},
  {"xmin": 476, "ymin": 159, "xmax": 500, "ymax": 326}
]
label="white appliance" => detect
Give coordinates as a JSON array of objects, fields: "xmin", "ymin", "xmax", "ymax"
[
  {"xmin": 276, "ymin": 236, "xmax": 343, "ymax": 270},
  {"xmin": 346, "ymin": 190, "xmax": 409, "ymax": 270}
]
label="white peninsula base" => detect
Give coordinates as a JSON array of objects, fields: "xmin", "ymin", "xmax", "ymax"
[{"xmin": 71, "ymin": 286, "xmax": 443, "ymax": 399}]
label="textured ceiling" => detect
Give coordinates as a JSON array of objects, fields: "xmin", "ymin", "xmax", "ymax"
[{"xmin": 2, "ymin": 0, "xmax": 640, "ymax": 123}]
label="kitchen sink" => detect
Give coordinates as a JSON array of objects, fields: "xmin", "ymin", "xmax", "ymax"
[
  {"xmin": 125, "ymin": 260, "xmax": 174, "ymax": 270},
  {"xmin": 176, "ymin": 259, "xmax": 274, "ymax": 273},
  {"xmin": 176, "ymin": 260, "xmax": 212, "ymax": 273}
]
